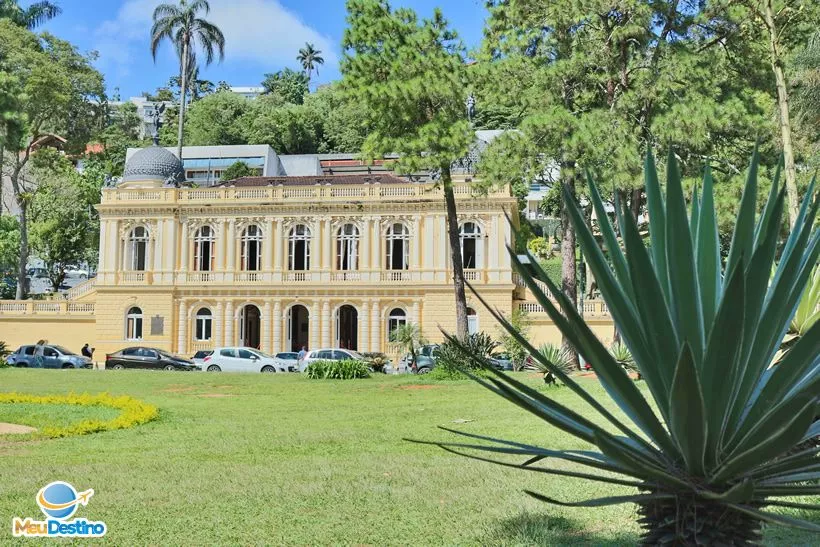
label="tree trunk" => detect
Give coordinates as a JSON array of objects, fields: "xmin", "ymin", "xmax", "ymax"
[
  {"xmin": 763, "ymin": 0, "xmax": 799, "ymax": 227},
  {"xmin": 15, "ymin": 197, "xmax": 27, "ymax": 300},
  {"xmin": 560, "ymin": 166, "xmax": 580, "ymax": 369},
  {"xmin": 442, "ymin": 164, "xmax": 469, "ymax": 341},
  {"xmin": 0, "ymin": 145, "xmax": 4, "ymax": 213},
  {"xmin": 176, "ymin": 40, "xmax": 189, "ymax": 159},
  {"xmin": 630, "ymin": 187, "xmax": 642, "ymax": 223}
]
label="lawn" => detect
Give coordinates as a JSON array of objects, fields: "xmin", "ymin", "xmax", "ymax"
[{"xmin": 0, "ymin": 369, "xmax": 816, "ymax": 545}]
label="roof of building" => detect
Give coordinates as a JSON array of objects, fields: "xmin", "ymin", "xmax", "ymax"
[
  {"xmin": 122, "ymin": 145, "xmax": 185, "ymax": 184},
  {"xmin": 218, "ymin": 173, "xmax": 412, "ymax": 187}
]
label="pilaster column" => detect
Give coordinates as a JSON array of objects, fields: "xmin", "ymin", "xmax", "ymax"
[
  {"xmin": 371, "ymin": 217, "xmax": 382, "ymax": 270},
  {"xmin": 177, "ymin": 300, "xmax": 187, "ymax": 354},
  {"xmin": 359, "ymin": 301, "xmax": 370, "ymax": 353},
  {"xmin": 98, "ymin": 220, "xmax": 108, "ymax": 273},
  {"xmin": 489, "ymin": 214, "xmax": 500, "ymax": 281},
  {"xmin": 310, "ymin": 301, "xmax": 319, "ymax": 350},
  {"xmin": 411, "ymin": 301, "xmax": 420, "ymax": 326},
  {"xmin": 370, "ymin": 301, "xmax": 380, "ymax": 353},
  {"xmin": 264, "ymin": 218, "xmax": 274, "ymax": 271},
  {"xmin": 273, "ymin": 218, "xmax": 283, "ymax": 281},
  {"xmin": 262, "ymin": 301, "xmax": 271, "ymax": 353},
  {"xmin": 412, "ymin": 215, "xmax": 421, "ymax": 269},
  {"xmin": 360, "ymin": 218, "xmax": 370, "ymax": 273},
  {"xmin": 272, "ymin": 300, "xmax": 282, "ymax": 353},
  {"xmin": 180, "ymin": 221, "xmax": 189, "ymax": 272},
  {"xmin": 224, "ymin": 300, "xmax": 234, "ymax": 346},
  {"xmin": 321, "ymin": 301, "xmax": 331, "ymax": 347},
  {"xmin": 225, "ymin": 219, "xmax": 236, "ymax": 273},
  {"xmin": 214, "ymin": 302, "xmax": 223, "ymax": 347},
  {"xmin": 322, "ymin": 218, "xmax": 332, "ymax": 272},
  {"xmin": 152, "ymin": 221, "xmax": 162, "ymax": 272}
]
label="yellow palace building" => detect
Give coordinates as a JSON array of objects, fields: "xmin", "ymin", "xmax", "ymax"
[{"xmin": 0, "ymin": 145, "xmax": 614, "ymax": 359}]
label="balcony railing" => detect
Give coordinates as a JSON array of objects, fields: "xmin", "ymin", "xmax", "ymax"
[
  {"xmin": 101, "ymin": 181, "xmax": 511, "ymax": 205},
  {"xmin": 381, "ymin": 271, "xmax": 411, "ymax": 282},
  {"xmin": 0, "ymin": 301, "xmax": 95, "ymax": 316},
  {"xmin": 284, "ymin": 272, "xmax": 311, "ymax": 282},
  {"xmin": 330, "ymin": 271, "xmax": 362, "ymax": 282},
  {"xmin": 517, "ymin": 300, "xmax": 610, "ymax": 317}
]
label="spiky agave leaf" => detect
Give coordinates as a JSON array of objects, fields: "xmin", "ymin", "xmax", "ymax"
[{"xmin": 422, "ymin": 151, "xmax": 820, "ymax": 542}]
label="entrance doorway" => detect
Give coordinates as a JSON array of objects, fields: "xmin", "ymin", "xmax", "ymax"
[
  {"xmin": 240, "ymin": 304, "xmax": 261, "ymax": 349},
  {"xmin": 287, "ymin": 304, "xmax": 309, "ymax": 351},
  {"xmin": 336, "ymin": 305, "xmax": 358, "ymax": 351}
]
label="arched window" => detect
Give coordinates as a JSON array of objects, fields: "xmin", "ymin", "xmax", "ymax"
[
  {"xmin": 460, "ymin": 222, "xmax": 482, "ymax": 270},
  {"xmin": 288, "ymin": 224, "xmax": 311, "ymax": 270},
  {"xmin": 194, "ymin": 226, "xmax": 215, "ymax": 272},
  {"xmin": 385, "ymin": 223, "xmax": 410, "ymax": 270},
  {"xmin": 467, "ymin": 307, "xmax": 479, "ymax": 335},
  {"xmin": 128, "ymin": 227, "xmax": 149, "ymax": 271},
  {"xmin": 195, "ymin": 308, "xmax": 212, "ymax": 341},
  {"xmin": 387, "ymin": 308, "xmax": 407, "ymax": 340},
  {"xmin": 240, "ymin": 225, "xmax": 262, "ymax": 271},
  {"xmin": 337, "ymin": 224, "xmax": 359, "ymax": 271},
  {"xmin": 126, "ymin": 307, "xmax": 143, "ymax": 340}
]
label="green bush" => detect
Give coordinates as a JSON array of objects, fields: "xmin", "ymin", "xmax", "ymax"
[
  {"xmin": 306, "ymin": 359, "xmax": 370, "ymax": 380},
  {"xmin": 0, "ymin": 341, "xmax": 9, "ymax": 368},
  {"xmin": 433, "ymin": 332, "xmax": 499, "ymax": 379},
  {"xmin": 427, "ymin": 365, "xmax": 492, "ymax": 381},
  {"xmin": 361, "ymin": 352, "xmax": 389, "ymax": 373}
]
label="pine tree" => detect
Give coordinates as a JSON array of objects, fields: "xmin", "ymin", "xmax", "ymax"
[{"xmin": 341, "ymin": 0, "xmax": 473, "ymax": 340}]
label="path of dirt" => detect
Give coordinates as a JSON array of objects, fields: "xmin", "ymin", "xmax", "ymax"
[
  {"xmin": 397, "ymin": 384, "xmax": 442, "ymax": 391},
  {"xmin": 0, "ymin": 422, "xmax": 36, "ymax": 435}
]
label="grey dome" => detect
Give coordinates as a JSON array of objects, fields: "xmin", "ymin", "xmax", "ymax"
[{"xmin": 122, "ymin": 146, "xmax": 185, "ymax": 184}]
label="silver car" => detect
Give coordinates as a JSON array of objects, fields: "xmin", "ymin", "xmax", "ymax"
[
  {"xmin": 273, "ymin": 352, "xmax": 300, "ymax": 372},
  {"xmin": 7, "ymin": 344, "xmax": 92, "ymax": 369}
]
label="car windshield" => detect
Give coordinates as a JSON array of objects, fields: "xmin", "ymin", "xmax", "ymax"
[
  {"xmin": 51, "ymin": 346, "xmax": 75, "ymax": 355},
  {"xmin": 250, "ymin": 350, "xmax": 273, "ymax": 358},
  {"xmin": 158, "ymin": 350, "xmax": 180, "ymax": 360}
]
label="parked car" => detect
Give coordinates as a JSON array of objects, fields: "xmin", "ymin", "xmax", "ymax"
[
  {"xmin": 106, "ymin": 347, "xmax": 197, "ymax": 371},
  {"xmin": 26, "ymin": 267, "xmax": 49, "ymax": 279},
  {"xmin": 273, "ymin": 352, "xmax": 299, "ymax": 371},
  {"xmin": 488, "ymin": 352, "xmax": 514, "ymax": 371},
  {"xmin": 299, "ymin": 348, "xmax": 367, "ymax": 372},
  {"xmin": 191, "ymin": 350, "xmax": 213, "ymax": 365},
  {"xmin": 65, "ymin": 268, "xmax": 89, "ymax": 279},
  {"xmin": 6, "ymin": 344, "xmax": 92, "ymax": 369},
  {"xmin": 204, "ymin": 347, "xmax": 291, "ymax": 373}
]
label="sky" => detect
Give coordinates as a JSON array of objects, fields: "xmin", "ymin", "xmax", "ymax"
[{"xmin": 34, "ymin": 0, "xmax": 490, "ymax": 99}]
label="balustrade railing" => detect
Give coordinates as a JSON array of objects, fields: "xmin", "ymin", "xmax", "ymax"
[{"xmin": 0, "ymin": 301, "xmax": 95, "ymax": 316}]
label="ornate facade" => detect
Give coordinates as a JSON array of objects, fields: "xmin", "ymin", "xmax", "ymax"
[{"xmin": 0, "ymin": 145, "xmax": 615, "ymax": 359}]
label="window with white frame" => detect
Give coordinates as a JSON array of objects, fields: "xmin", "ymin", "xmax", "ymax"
[
  {"xmin": 126, "ymin": 307, "xmax": 143, "ymax": 340},
  {"xmin": 128, "ymin": 227, "xmax": 149, "ymax": 271},
  {"xmin": 240, "ymin": 225, "xmax": 262, "ymax": 271},
  {"xmin": 195, "ymin": 307, "xmax": 213, "ymax": 341},
  {"xmin": 387, "ymin": 308, "xmax": 407, "ymax": 340},
  {"xmin": 288, "ymin": 224, "xmax": 311, "ymax": 270},
  {"xmin": 336, "ymin": 224, "xmax": 359, "ymax": 271},
  {"xmin": 385, "ymin": 223, "xmax": 410, "ymax": 270},
  {"xmin": 460, "ymin": 222, "xmax": 482, "ymax": 269},
  {"xmin": 193, "ymin": 226, "xmax": 216, "ymax": 271},
  {"xmin": 467, "ymin": 307, "xmax": 479, "ymax": 335}
]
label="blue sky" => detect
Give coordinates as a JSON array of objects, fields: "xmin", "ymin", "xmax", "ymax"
[{"xmin": 35, "ymin": 0, "xmax": 489, "ymax": 99}]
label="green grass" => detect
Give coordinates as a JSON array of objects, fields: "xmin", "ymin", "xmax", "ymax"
[
  {"xmin": 0, "ymin": 369, "xmax": 816, "ymax": 545},
  {"xmin": 0, "ymin": 403, "xmax": 120, "ymax": 441}
]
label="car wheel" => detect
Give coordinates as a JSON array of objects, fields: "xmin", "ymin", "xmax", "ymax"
[
  {"xmin": 110, "ymin": 363, "xmax": 125, "ymax": 370},
  {"xmin": 261, "ymin": 365, "xmax": 275, "ymax": 373},
  {"xmin": 417, "ymin": 367, "xmax": 431, "ymax": 374},
  {"xmin": 163, "ymin": 364, "xmax": 176, "ymax": 371},
  {"xmin": 62, "ymin": 364, "xmax": 74, "ymax": 369},
  {"xmin": 207, "ymin": 365, "xmax": 221, "ymax": 372}
]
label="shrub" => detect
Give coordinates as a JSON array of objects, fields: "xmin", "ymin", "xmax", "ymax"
[
  {"xmin": 609, "ymin": 342, "xmax": 639, "ymax": 378},
  {"xmin": 0, "ymin": 392, "xmax": 159, "ymax": 438},
  {"xmin": 361, "ymin": 352, "xmax": 389, "ymax": 373},
  {"xmin": 436, "ymin": 332, "xmax": 498, "ymax": 371},
  {"xmin": 427, "ymin": 365, "xmax": 492, "ymax": 381},
  {"xmin": 528, "ymin": 344, "xmax": 573, "ymax": 384},
  {"xmin": 0, "ymin": 341, "xmax": 10, "ymax": 368},
  {"xmin": 427, "ymin": 151, "xmax": 820, "ymax": 542},
  {"xmin": 306, "ymin": 359, "xmax": 370, "ymax": 380}
]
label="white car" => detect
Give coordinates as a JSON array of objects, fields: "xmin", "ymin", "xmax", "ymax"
[
  {"xmin": 299, "ymin": 348, "xmax": 367, "ymax": 372},
  {"xmin": 203, "ymin": 347, "xmax": 289, "ymax": 373},
  {"xmin": 272, "ymin": 352, "xmax": 300, "ymax": 371}
]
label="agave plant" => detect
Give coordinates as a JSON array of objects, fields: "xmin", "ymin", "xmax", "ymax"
[
  {"xmin": 787, "ymin": 264, "xmax": 819, "ymax": 344},
  {"xmin": 529, "ymin": 344, "xmax": 573, "ymax": 383},
  {"xmin": 610, "ymin": 342, "xmax": 640, "ymax": 379},
  {"xmin": 421, "ymin": 151, "xmax": 820, "ymax": 543}
]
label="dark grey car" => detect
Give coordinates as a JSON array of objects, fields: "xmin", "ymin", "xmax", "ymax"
[{"xmin": 7, "ymin": 345, "xmax": 92, "ymax": 369}]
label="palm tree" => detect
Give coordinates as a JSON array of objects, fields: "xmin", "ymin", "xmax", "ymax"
[
  {"xmin": 296, "ymin": 42, "xmax": 324, "ymax": 86},
  {"xmin": 150, "ymin": 0, "xmax": 225, "ymax": 159},
  {"xmin": 390, "ymin": 323, "xmax": 423, "ymax": 369},
  {"xmin": 0, "ymin": 0, "xmax": 61, "ymax": 29}
]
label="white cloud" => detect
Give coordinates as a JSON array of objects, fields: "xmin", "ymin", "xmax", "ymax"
[{"xmin": 94, "ymin": 0, "xmax": 338, "ymax": 83}]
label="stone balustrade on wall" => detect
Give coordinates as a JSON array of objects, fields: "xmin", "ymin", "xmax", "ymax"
[{"xmin": 0, "ymin": 301, "xmax": 95, "ymax": 316}]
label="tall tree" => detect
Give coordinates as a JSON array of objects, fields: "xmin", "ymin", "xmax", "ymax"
[
  {"xmin": 0, "ymin": 0, "xmax": 60, "ymax": 29},
  {"xmin": 0, "ymin": 20, "xmax": 104, "ymax": 299},
  {"xmin": 150, "ymin": 0, "xmax": 225, "ymax": 159},
  {"xmin": 792, "ymin": 32, "xmax": 820, "ymax": 168},
  {"xmin": 184, "ymin": 90, "xmax": 250, "ymax": 146},
  {"xmin": 296, "ymin": 42, "xmax": 325, "ymax": 86},
  {"xmin": 342, "ymin": 0, "xmax": 473, "ymax": 340},
  {"xmin": 261, "ymin": 68, "xmax": 309, "ymax": 104},
  {"xmin": 0, "ymin": 71, "xmax": 26, "ymax": 214}
]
